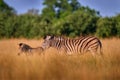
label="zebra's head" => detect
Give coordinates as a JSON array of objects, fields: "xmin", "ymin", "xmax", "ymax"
[
  {"xmin": 41, "ymin": 35, "xmax": 54, "ymax": 49},
  {"xmin": 18, "ymin": 43, "xmax": 24, "ymax": 49}
]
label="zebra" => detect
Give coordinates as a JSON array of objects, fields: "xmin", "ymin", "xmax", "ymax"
[
  {"xmin": 41, "ymin": 35, "xmax": 103, "ymax": 56},
  {"xmin": 18, "ymin": 43, "xmax": 44, "ymax": 56}
]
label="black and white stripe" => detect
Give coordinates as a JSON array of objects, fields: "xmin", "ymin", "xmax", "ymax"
[{"xmin": 41, "ymin": 35, "xmax": 102, "ymax": 56}]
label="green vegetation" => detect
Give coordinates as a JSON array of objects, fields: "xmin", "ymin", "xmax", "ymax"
[{"xmin": 0, "ymin": 0, "xmax": 120, "ymax": 39}]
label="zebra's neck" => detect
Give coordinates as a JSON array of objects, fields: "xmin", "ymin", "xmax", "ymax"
[{"xmin": 51, "ymin": 37, "xmax": 65, "ymax": 48}]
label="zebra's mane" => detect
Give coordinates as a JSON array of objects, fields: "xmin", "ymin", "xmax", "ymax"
[
  {"xmin": 53, "ymin": 36, "xmax": 66, "ymax": 41},
  {"xmin": 53, "ymin": 35, "xmax": 95, "ymax": 40}
]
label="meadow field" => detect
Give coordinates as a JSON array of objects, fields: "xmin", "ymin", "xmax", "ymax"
[{"xmin": 0, "ymin": 38, "xmax": 120, "ymax": 80}]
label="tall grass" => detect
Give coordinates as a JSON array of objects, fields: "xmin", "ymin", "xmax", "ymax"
[{"xmin": 0, "ymin": 38, "xmax": 120, "ymax": 80}]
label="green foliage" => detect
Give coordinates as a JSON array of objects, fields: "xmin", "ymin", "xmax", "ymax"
[
  {"xmin": 0, "ymin": 0, "xmax": 15, "ymax": 14},
  {"xmin": 96, "ymin": 17, "xmax": 117, "ymax": 38},
  {"xmin": 53, "ymin": 10, "xmax": 99, "ymax": 37},
  {"xmin": 0, "ymin": 0, "xmax": 120, "ymax": 39},
  {"xmin": 114, "ymin": 14, "xmax": 120, "ymax": 37},
  {"xmin": 41, "ymin": 0, "xmax": 99, "ymax": 37}
]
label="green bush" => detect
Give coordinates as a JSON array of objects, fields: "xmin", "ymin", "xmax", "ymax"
[
  {"xmin": 96, "ymin": 17, "xmax": 117, "ymax": 38},
  {"xmin": 0, "ymin": 0, "xmax": 120, "ymax": 39}
]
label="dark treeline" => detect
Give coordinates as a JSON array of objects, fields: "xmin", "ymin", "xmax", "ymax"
[{"xmin": 0, "ymin": 0, "xmax": 120, "ymax": 39}]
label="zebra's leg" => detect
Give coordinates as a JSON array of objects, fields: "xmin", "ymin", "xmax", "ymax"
[
  {"xmin": 42, "ymin": 51, "xmax": 45, "ymax": 55},
  {"xmin": 28, "ymin": 49, "xmax": 33, "ymax": 56},
  {"xmin": 97, "ymin": 48, "xmax": 104, "ymax": 60},
  {"xmin": 30, "ymin": 52, "xmax": 33, "ymax": 55},
  {"xmin": 40, "ymin": 48, "xmax": 45, "ymax": 56},
  {"xmin": 89, "ymin": 48, "xmax": 97, "ymax": 57},
  {"xmin": 18, "ymin": 52, "xmax": 22, "ymax": 56},
  {"xmin": 18, "ymin": 50, "xmax": 23, "ymax": 56},
  {"xmin": 94, "ymin": 45, "xmax": 104, "ymax": 58},
  {"xmin": 63, "ymin": 50, "xmax": 72, "ymax": 56},
  {"xmin": 21, "ymin": 51, "xmax": 32, "ymax": 56},
  {"xmin": 38, "ymin": 50, "xmax": 45, "ymax": 56},
  {"xmin": 59, "ymin": 47, "xmax": 67, "ymax": 55},
  {"xmin": 89, "ymin": 47, "xmax": 104, "ymax": 60},
  {"xmin": 98, "ymin": 45, "xmax": 104, "ymax": 57},
  {"xmin": 25, "ymin": 52, "xmax": 29, "ymax": 56},
  {"xmin": 63, "ymin": 49, "xmax": 73, "ymax": 56}
]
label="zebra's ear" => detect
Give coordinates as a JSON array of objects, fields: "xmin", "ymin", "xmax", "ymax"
[
  {"xmin": 19, "ymin": 43, "xmax": 23, "ymax": 46},
  {"xmin": 43, "ymin": 35, "xmax": 47, "ymax": 39},
  {"xmin": 50, "ymin": 35, "xmax": 54, "ymax": 39},
  {"xmin": 43, "ymin": 35, "xmax": 54, "ymax": 40}
]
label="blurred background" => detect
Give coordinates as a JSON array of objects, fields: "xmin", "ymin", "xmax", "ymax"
[
  {"xmin": 0, "ymin": 0, "xmax": 120, "ymax": 38},
  {"xmin": 0, "ymin": 1, "xmax": 120, "ymax": 80}
]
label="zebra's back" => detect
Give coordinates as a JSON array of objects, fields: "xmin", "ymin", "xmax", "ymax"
[{"xmin": 59, "ymin": 36, "xmax": 102, "ymax": 55}]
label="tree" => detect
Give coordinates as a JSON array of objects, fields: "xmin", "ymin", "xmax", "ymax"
[
  {"xmin": 41, "ymin": 0, "xmax": 56, "ymax": 24},
  {"xmin": 0, "ymin": 0, "xmax": 15, "ymax": 14},
  {"xmin": 96, "ymin": 17, "xmax": 117, "ymax": 38},
  {"xmin": 41, "ymin": 0, "xmax": 100, "ymax": 37},
  {"xmin": 0, "ymin": 0, "xmax": 16, "ymax": 38},
  {"xmin": 1, "ymin": 0, "xmax": 119, "ymax": 39},
  {"xmin": 53, "ymin": 10, "xmax": 99, "ymax": 37},
  {"xmin": 114, "ymin": 14, "xmax": 120, "ymax": 37}
]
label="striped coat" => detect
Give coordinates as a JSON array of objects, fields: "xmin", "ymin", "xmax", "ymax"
[{"xmin": 41, "ymin": 35, "xmax": 102, "ymax": 56}]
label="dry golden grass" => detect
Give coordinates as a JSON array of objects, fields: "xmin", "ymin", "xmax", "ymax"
[{"xmin": 0, "ymin": 38, "xmax": 120, "ymax": 80}]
